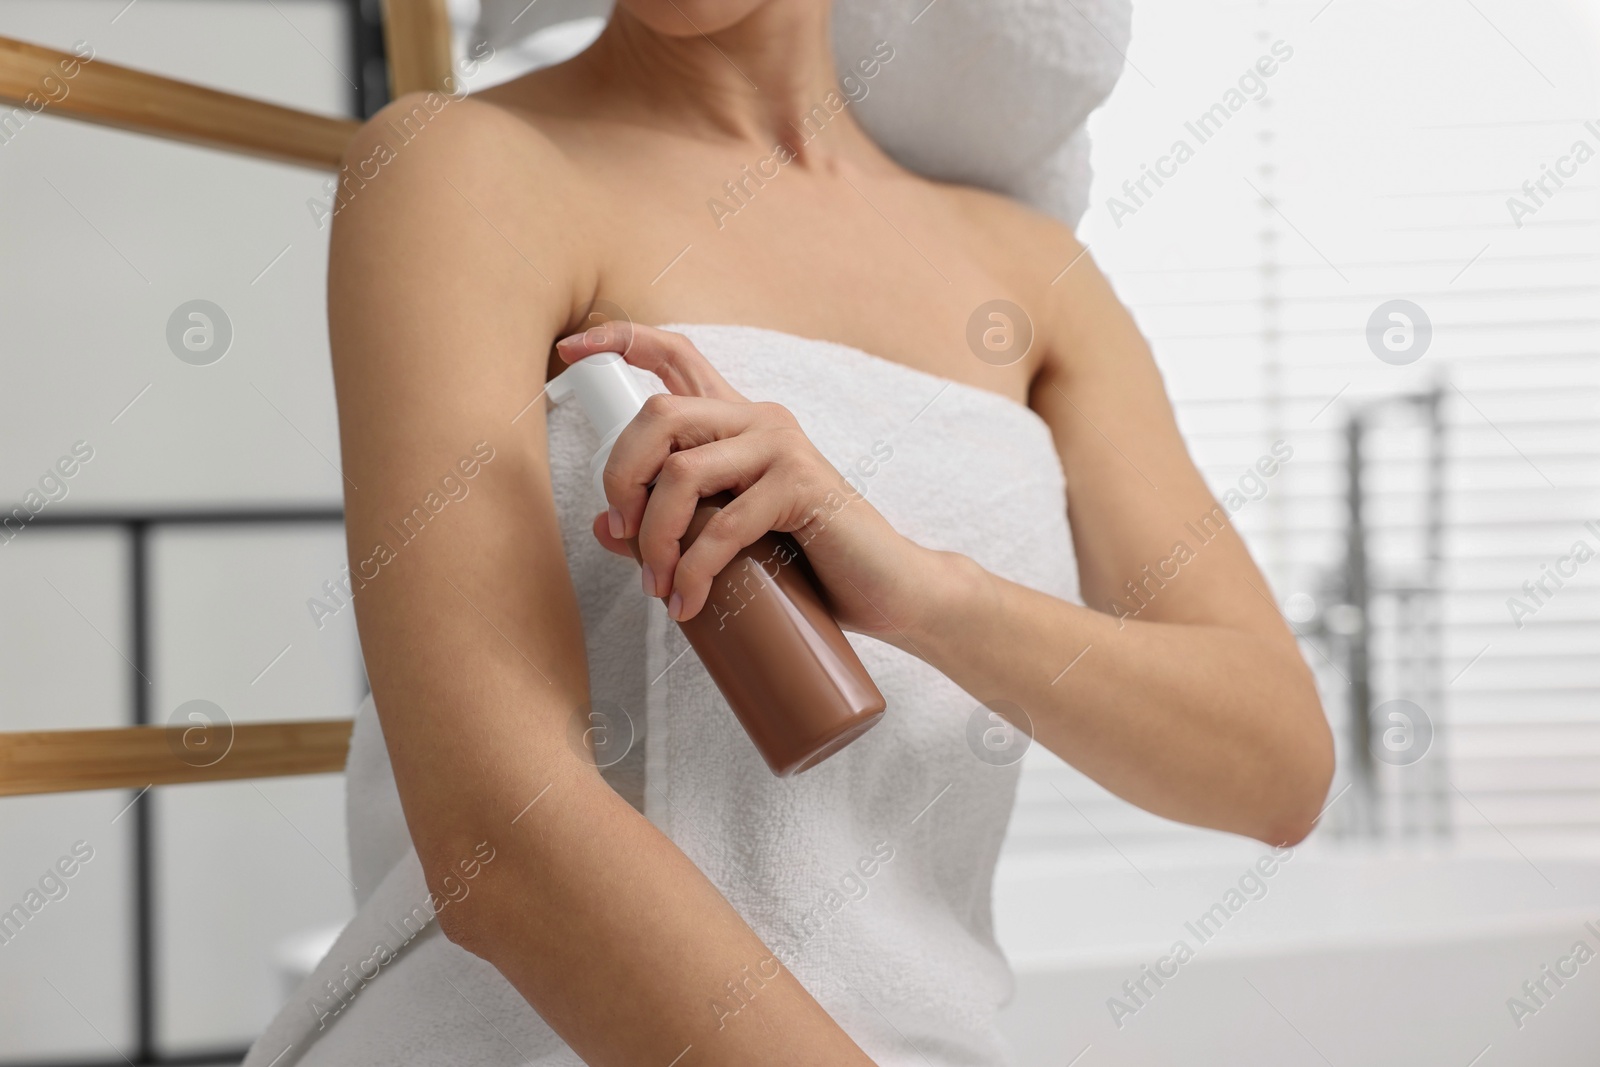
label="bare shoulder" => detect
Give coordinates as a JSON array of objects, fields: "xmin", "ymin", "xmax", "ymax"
[
  {"xmin": 326, "ymin": 90, "xmax": 597, "ymax": 350},
  {"xmin": 936, "ymin": 181, "xmax": 1086, "ymax": 293},
  {"xmin": 925, "ymin": 179, "xmax": 1096, "ymax": 379},
  {"xmin": 335, "ymin": 90, "xmax": 582, "ymax": 212},
  {"xmin": 334, "ymin": 93, "xmax": 591, "ymax": 260}
]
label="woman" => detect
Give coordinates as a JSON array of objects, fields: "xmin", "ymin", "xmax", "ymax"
[{"xmin": 249, "ymin": 1, "xmax": 1332, "ymax": 1063}]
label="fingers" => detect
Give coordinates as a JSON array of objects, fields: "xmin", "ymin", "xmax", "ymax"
[
  {"xmin": 555, "ymin": 322, "xmax": 745, "ymax": 402},
  {"xmin": 603, "ymin": 393, "xmax": 761, "ymax": 537},
  {"xmin": 556, "ymin": 322, "xmax": 812, "ymax": 621},
  {"xmin": 636, "ymin": 434, "xmax": 775, "ymax": 596},
  {"xmin": 668, "ymin": 483, "xmax": 788, "ymax": 622}
]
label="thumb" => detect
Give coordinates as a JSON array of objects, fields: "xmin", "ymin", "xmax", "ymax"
[{"xmin": 591, "ymin": 510, "xmax": 632, "ymax": 558}]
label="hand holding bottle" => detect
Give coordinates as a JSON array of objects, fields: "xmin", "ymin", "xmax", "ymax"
[{"xmin": 554, "ymin": 321, "xmax": 945, "ymax": 648}]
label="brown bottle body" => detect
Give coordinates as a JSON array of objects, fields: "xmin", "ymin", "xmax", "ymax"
[{"xmin": 630, "ymin": 493, "xmax": 885, "ymax": 776}]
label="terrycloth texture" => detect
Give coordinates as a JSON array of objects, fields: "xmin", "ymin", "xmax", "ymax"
[
  {"xmin": 243, "ymin": 325, "xmax": 1078, "ymax": 1067},
  {"xmin": 470, "ymin": 0, "xmax": 1129, "ymax": 226},
  {"xmin": 831, "ymin": 0, "xmax": 1130, "ymax": 226}
]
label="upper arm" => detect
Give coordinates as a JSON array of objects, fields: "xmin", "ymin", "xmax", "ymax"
[
  {"xmin": 326, "ymin": 93, "xmax": 596, "ymax": 873},
  {"xmin": 1026, "ymin": 231, "xmax": 1296, "ymax": 646}
]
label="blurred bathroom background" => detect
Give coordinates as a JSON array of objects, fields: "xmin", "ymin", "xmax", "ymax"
[{"xmin": 1, "ymin": 0, "xmax": 1597, "ymax": 1064}]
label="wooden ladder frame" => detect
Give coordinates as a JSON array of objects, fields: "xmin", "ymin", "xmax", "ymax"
[{"xmin": 0, "ymin": 0, "xmax": 454, "ymax": 798}]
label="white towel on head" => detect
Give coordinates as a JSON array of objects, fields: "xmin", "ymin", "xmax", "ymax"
[
  {"xmin": 470, "ymin": 0, "xmax": 1129, "ymax": 226},
  {"xmin": 831, "ymin": 0, "xmax": 1129, "ymax": 225},
  {"xmin": 243, "ymin": 324, "xmax": 1079, "ymax": 1066}
]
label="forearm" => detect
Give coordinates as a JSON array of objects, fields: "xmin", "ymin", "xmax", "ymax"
[
  {"xmin": 904, "ymin": 548, "xmax": 1331, "ymax": 845},
  {"xmin": 441, "ymin": 759, "xmax": 874, "ymax": 1067}
]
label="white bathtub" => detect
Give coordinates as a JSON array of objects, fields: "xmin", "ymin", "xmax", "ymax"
[{"xmin": 992, "ymin": 845, "xmax": 1600, "ymax": 1066}]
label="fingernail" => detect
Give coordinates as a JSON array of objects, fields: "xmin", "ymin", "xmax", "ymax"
[
  {"xmin": 667, "ymin": 591, "xmax": 683, "ymax": 620},
  {"xmin": 556, "ymin": 334, "xmax": 578, "ymax": 350},
  {"xmin": 641, "ymin": 563, "xmax": 656, "ymax": 597},
  {"xmin": 607, "ymin": 506, "xmax": 624, "ymax": 539}
]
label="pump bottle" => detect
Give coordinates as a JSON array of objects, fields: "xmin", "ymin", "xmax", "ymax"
[{"xmin": 547, "ymin": 352, "xmax": 886, "ymax": 776}]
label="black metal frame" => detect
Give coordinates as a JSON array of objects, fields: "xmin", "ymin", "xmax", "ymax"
[
  {"xmin": 16, "ymin": 507, "xmax": 344, "ymax": 1067},
  {"xmin": 350, "ymin": 0, "xmax": 391, "ymax": 121},
  {"xmin": 2, "ymin": 0, "xmax": 389, "ymax": 1060}
]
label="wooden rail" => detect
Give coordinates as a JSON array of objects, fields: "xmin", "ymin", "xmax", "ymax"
[
  {"xmin": 0, "ymin": 36, "xmax": 357, "ymax": 169},
  {"xmin": 382, "ymin": 0, "xmax": 455, "ymax": 97},
  {"xmin": 0, "ymin": 720, "xmax": 353, "ymax": 797}
]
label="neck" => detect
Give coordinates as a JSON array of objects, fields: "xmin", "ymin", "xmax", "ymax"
[{"xmin": 575, "ymin": 2, "xmax": 874, "ymax": 167}]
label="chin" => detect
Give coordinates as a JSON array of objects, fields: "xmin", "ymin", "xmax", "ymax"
[{"xmin": 617, "ymin": 0, "xmax": 779, "ymax": 36}]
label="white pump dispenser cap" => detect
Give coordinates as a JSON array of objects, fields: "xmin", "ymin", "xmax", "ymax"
[{"xmin": 545, "ymin": 351, "xmax": 662, "ymax": 498}]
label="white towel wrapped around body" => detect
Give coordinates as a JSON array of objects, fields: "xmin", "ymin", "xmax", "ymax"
[{"xmin": 243, "ymin": 325, "xmax": 1079, "ymax": 1067}]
